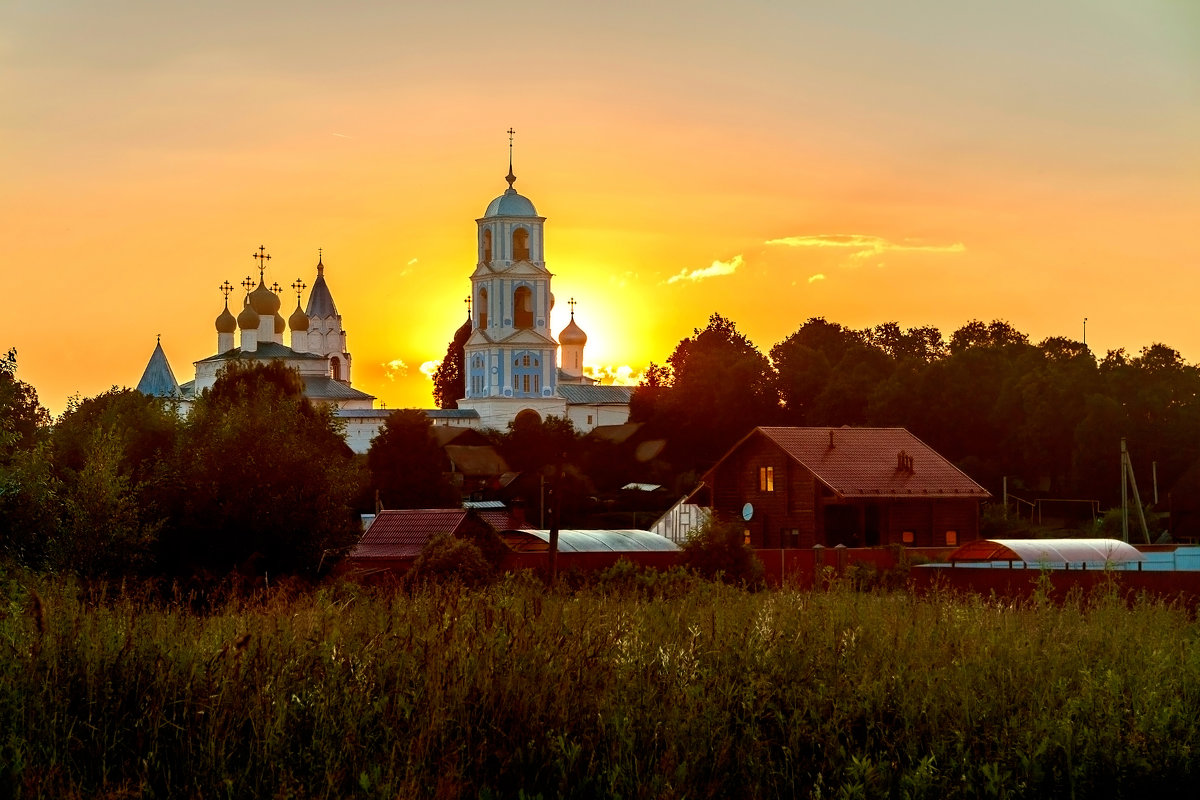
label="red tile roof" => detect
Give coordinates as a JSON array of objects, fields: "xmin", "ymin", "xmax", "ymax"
[
  {"xmin": 747, "ymin": 427, "xmax": 990, "ymax": 499},
  {"xmin": 349, "ymin": 508, "xmax": 528, "ymax": 561}
]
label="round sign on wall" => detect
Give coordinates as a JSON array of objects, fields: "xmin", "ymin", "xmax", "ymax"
[{"xmin": 742, "ymin": 502, "xmax": 754, "ymax": 521}]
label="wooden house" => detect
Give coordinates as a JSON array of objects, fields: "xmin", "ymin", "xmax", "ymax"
[{"xmin": 705, "ymin": 427, "xmax": 990, "ymax": 548}]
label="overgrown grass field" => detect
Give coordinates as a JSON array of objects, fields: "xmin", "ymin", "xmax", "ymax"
[{"xmin": 2, "ymin": 569, "xmax": 1199, "ymax": 799}]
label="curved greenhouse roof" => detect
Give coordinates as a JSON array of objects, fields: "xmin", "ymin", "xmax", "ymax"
[
  {"xmin": 499, "ymin": 529, "xmax": 679, "ymax": 553},
  {"xmin": 949, "ymin": 538, "xmax": 1143, "ymax": 567}
]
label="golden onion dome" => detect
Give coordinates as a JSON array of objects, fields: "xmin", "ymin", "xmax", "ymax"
[
  {"xmin": 248, "ymin": 281, "xmax": 281, "ymax": 315},
  {"xmin": 236, "ymin": 301, "xmax": 260, "ymax": 331},
  {"xmin": 558, "ymin": 317, "xmax": 587, "ymax": 346},
  {"xmin": 215, "ymin": 303, "xmax": 237, "ymax": 334},
  {"xmin": 289, "ymin": 301, "xmax": 310, "ymax": 332}
]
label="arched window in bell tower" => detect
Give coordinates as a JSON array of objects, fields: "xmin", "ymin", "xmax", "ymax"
[
  {"xmin": 478, "ymin": 288, "xmax": 488, "ymax": 329},
  {"xmin": 512, "ymin": 228, "xmax": 530, "ymax": 261},
  {"xmin": 482, "ymin": 229, "xmax": 492, "ymax": 262},
  {"xmin": 513, "ymin": 286, "xmax": 533, "ymax": 329}
]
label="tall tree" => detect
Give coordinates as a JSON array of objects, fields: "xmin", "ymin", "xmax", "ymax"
[
  {"xmin": 160, "ymin": 361, "xmax": 363, "ymax": 576},
  {"xmin": 432, "ymin": 316, "xmax": 473, "ymax": 409},
  {"xmin": 0, "ymin": 348, "xmax": 56, "ymax": 566},
  {"xmin": 0, "ymin": 347, "xmax": 49, "ymax": 457},
  {"xmin": 367, "ymin": 409, "xmax": 458, "ymax": 509},
  {"xmin": 636, "ymin": 313, "xmax": 778, "ymax": 468}
]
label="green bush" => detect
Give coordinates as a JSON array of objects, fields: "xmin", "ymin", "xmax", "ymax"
[
  {"xmin": 406, "ymin": 533, "xmax": 494, "ymax": 587},
  {"xmin": 680, "ymin": 516, "xmax": 765, "ymax": 589}
]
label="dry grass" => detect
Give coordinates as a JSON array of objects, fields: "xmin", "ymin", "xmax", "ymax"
[{"xmin": 2, "ymin": 567, "xmax": 1199, "ymax": 798}]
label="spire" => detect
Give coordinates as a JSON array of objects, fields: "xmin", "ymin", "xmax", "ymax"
[
  {"xmin": 306, "ymin": 250, "xmax": 339, "ymax": 318},
  {"xmin": 505, "ymin": 127, "xmax": 516, "ymax": 189},
  {"xmin": 136, "ymin": 338, "xmax": 181, "ymax": 398}
]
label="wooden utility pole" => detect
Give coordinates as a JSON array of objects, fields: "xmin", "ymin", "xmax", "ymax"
[
  {"xmin": 547, "ymin": 455, "xmax": 566, "ymax": 584},
  {"xmin": 1120, "ymin": 438, "xmax": 1151, "ymax": 544}
]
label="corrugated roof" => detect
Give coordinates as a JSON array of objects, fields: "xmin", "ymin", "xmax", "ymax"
[
  {"xmin": 499, "ymin": 529, "xmax": 679, "ymax": 553},
  {"xmin": 301, "ymin": 376, "xmax": 375, "ymax": 401},
  {"xmin": 428, "ymin": 408, "xmax": 481, "ymax": 419},
  {"xmin": 742, "ymin": 427, "xmax": 990, "ymax": 499},
  {"xmin": 556, "ymin": 384, "xmax": 634, "ymax": 405},
  {"xmin": 949, "ymin": 538, "xmax": 1143, "ymax": 566},
  {"xmin": 135, "ymin": 340, "xmax": 181, "ymax": 398},
  {"xmin": 350, "ymin": 508, "xmax": 525, "ymax": 561},
  {"xmin": 588, "ymin": 422, "xmax": 643, "ymax": 444},
  {"xmin": 445, "ymin": 444, "xmax": 509, "ymax": 477},
  {"xmin": 194, "ymin": 341, "xmax": 328, "ymax": 364}
]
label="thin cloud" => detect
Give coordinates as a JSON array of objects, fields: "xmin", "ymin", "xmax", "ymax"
[
  {"xmin": 383, "ymin": 359, "xmax": 408, "ymax": 380},
  {"xmin": 765, "ymin": 234, "xmax": 965, "ymax": 260},
  {"xmin": 808, "ymin": 273, "xmax": 826, "ymax": 283},
  {"xmin": 407, "ymin": 258, "xmax": 418, "ymax": 266},
  {"xmin": 419, "ymin": 361, "xmax": 439, "ymax": 379},
  {"xmin": 585, "ymin": 365, "xmax": 642, "ymax": 386},
  {"xmin": 665, "ymin": 254, "xmax": 743, "ymax": 285}
]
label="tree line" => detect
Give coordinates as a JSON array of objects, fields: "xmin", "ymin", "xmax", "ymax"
[{"xmin": 631, "ymin": 314, "xmax": 1200, "ymax": 507}]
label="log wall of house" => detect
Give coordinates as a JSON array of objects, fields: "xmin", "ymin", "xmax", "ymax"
[{"xmin": 711, "ymin": 434, "xmax": 982, "ymax": 549}]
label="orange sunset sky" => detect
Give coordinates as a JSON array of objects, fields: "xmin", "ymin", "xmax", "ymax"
[{"xmin": 4, "ymin": 1, "xmax": 1199, "ymax": 417}]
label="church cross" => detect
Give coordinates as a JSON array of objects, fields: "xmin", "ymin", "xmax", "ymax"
[
  {"xmin": 219, "ymin": 280, "xmax": 234, "ymax": 300},
  {"xmin": 271, "ymin": 281, "xmax": 282, "ymax": 295},
  {"xmin": 253, "ymin": 245, "xmax": 271, "ymax": 280},
  {"xmin": 292, "ymin": 279, "xmax": 307, "ymax": 300},
  {"xmin": 506, "ymin": 127, "xmax": 517, "ymax": 188},
  {"xmin": 568, "ymin": 297, "xmax": 577, "ymax": 318},
  {"xmin": 241, "ymin": 275, "xmax": 255, "ymax": 293},
  {"xmin": 464, "ymin": 295, "xmax": 472, "ymax": 318}
]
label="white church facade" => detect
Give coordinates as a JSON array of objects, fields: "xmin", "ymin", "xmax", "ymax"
[{"xmin": 137, "ymin": 150, "xmax": 632, "ymax": 452}]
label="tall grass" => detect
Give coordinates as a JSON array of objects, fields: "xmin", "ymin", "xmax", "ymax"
[{"xmin": 2, "ymin": 568, "xmax": 1199, "ymax": 798}]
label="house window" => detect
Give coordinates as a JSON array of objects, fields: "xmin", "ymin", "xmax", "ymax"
[
  {"xmin": 587, "ymin": 414, "xmax": 593, "ymax": 425},
  {"xmin": 783, "ymin": 528, "xmax": 800, "ymax": 547},
  {"xmin": 945, "ymin": 530, "xmax": 958, "ymax": 547},
  {"xmin": 759, "ymin": 466, "xmax": 774, "ymax": 492},
  {"xmin": 478, "ymin": 288, "xmax": 488, "ymax": 329},
  {"xmin": 902, "ymin": 531, "xmax": 915, "ymax": 545},
  {"xmin": 743, "ymin": 529, "xmax": 752, "ymax": 545},
  {"xmin": 482, "ymin": 229, "xmax": 492, "ymax": 261}
]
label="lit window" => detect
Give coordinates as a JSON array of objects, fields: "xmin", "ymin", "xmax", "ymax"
[
  {"xmin": 759, "ymin": 466, "xmax": 774, "ymax": 492},
  {"xmin": 902, "ymin": 531, "xmax": 915, "ymax": 545},
  {"xmin": 945, "ymin": 530, "xmax": 958, "ymax": 547},
  {"xmin": 743, "ymin": 529, "xmax": 752, "ymax": 545}
]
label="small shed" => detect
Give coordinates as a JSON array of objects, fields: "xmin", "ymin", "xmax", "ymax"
[{"xmin": 946, "ymin": 538, "xmax": 1144, "ymax": 569}]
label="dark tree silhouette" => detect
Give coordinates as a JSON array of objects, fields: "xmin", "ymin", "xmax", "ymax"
[
  {"xmin": 367, "ymin": 409, "xmax": 458, "ymax": 509},
  {"xmin": 432, "ymin": 315, "xmax": 473, "ymax": 409}
]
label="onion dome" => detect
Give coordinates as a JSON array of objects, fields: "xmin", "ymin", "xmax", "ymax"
[
  {"xmin": 289, "ymin": 301, "xmax": 310, "ymax": 332},
  {"xmin": 483, "ymin": 165, "xmax": 537, "ymax": 217},
  {"xmin": 215, "ymin": 302, "xmax": 237, "ymax": 333},
  {"xmin": 237, "ymin": 300, "xmax": 260, "ymax": 331},
  {"xmin": 453, "ymin": 314, "xmax": 472, "ymax": 346},
  {"xmin": 558, "ymin": 316, "xmax": 587, "ymax": 346},
  {"xmin": 274, "ymin": 312, "xmax": 286, "ymax": 335},
  {"xmin": 249, "ymin": 281, "xmax": 281, "ymax": 316}
]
